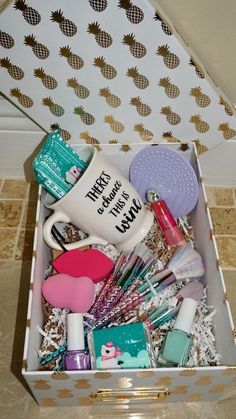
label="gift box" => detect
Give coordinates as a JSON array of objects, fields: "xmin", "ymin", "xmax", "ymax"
[
  {"xmin": 1, "ymin": 0, "xmax": 235, "ymax": 406},
  {"xmin": 22, "ymin": 142, "xmax": 236, "ymax": 407}
]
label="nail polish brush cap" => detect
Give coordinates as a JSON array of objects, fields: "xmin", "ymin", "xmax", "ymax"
[
  {"xmin": 67, "ymin": 313, "xmax": 85, "ymax": 351},
  {"xmin": 174, "ymin": 297, "xmax": 197, "ymax": 334}
]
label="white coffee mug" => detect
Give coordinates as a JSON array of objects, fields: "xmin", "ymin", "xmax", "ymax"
[{"xmin": 43, "ymin": 147, "xmax": 153, "ymax": 251}]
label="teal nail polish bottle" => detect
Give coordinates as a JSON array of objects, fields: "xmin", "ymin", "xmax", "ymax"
[{"xmin": 157, "ymin": 298, "xmax": 197, "ymax": 367}]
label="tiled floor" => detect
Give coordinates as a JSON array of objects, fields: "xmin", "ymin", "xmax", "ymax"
[
  {"xmin": 0, "ymin": 179, "xmax": 37, "ymax": 261},
  {"xmin": 206, "ymin": 187, "xmax": 236, "ymax": 270},
  {"xmin": 0, "ymin": 180, "xmax": 236, "ymax": 418},
  {"xmin": 205, "ymin": 186, "xmax": 236, "ymax": 324}
]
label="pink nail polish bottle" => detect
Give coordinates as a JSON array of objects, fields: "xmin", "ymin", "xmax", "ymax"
[{"xmin": 64, "ymin": 313, "xmax": 91, "ymax": 371}]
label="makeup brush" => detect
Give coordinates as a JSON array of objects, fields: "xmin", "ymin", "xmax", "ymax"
[
  {"xmin": 92, "ymin": 244, "xmax": 155, "ymax": 322},
  {"xmin": 144, "ymin": 281, "xmax": 204, "ymax": 331},
  {"xmin": 138, "ymin": 245, "xmax": 204, "ymax": 295},
  {"xmin": 90, "ymin": 247, "xmax": 204, "ymax": 329},
  {"xmin": 40, "ymin": 343, "xmax": 67, "ymax": 366},
  {"xmin": 88, "ymin": 250, "xmax": 129, "ymax": 317},
  {"xmin": 88, "ymin": 244, "xmax": 154, "ymax": 322}
]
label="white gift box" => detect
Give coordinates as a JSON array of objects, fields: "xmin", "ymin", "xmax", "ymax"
[
  {"xmin": 1, "ymin": 0, "xmax": 235, "ymax": 405},
  {"xmin": 22, "ymin": 143, "xmax": 236, "ymax": 407}
]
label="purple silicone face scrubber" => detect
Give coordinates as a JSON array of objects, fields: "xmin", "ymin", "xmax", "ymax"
[{"xmin": 129, "ymin": 145, "xmax": 199, "ymax": 219}]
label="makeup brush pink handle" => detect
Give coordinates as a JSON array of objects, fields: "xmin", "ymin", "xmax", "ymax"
[
  {"xmin": 119, "ymin": 308, "xmax": 140, "ymax": 324},
  {"xmin": 115, "ymin": 278, "xmax": 142, "ymax": 312},
  {"xmin": 91, "ymin": 291, "xmax": 142, "ymax": 329},
  {"xmin": 94, "ymin": 277, "xmax": 142, "ymax": 322},
  {"xmin": 88, "ymin": 275, "xmax": 115, "ymax": 316},
  {"xmin": 93, "ymin": 284, "xmax": 122, "ymax": 320},
  {"xmin": 120, "ymin": 292, "xmax": 143, "ymax": 314},
  {"xmin": 121, "ymin": 278, "xmax": 142, "ymax": 300}
]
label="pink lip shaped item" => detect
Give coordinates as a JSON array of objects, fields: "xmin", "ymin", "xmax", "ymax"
[{"xmin": 52, "ymin": 248, "xmax": 115, "ymax": 284}]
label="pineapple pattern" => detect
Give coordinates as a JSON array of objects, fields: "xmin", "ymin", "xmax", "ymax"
[
  {"xmin": 161, "ymin": 106, "xmax": 181, "ymax": 125},
  {"xmin": 99, "ymin": 88, "xmax": 121, "ymax": 107},
  {"xmin": 1, "ymin": 2, "xmax": 235, "ymax": 151},
  {"xmin": 130, "ymin": 97, "xmax": 151, "ymax": 116},
  {"xmin": 162, "ymin": 131, "xmax": 180, "ymax": 143},
  {"xmin": 24, "ymin": 35, "xmax": 49, "ymax": 59},
  {"xmin": 87, "ymin": 22, "xmax": 112, "ymax": 48},
  {"xmin": 74, "ymin": 106, "xmax": 95, "ymax": 125},
  {"xmin": 118, "ymin": 0, "xmax": 144, "ymax": 24},
  {"xmin": 51, "ymin": 123, "xmax": 71, "ymax": 141},
  {"xmin": 89, "ymin": 0, "xmax": 107, "ymax": 12},
  {"xmin": 80, "ymin": 131, "xmax": 102, "ymax": 150},
  {"xmin": 34, "ymin": 68, "xmax": 57, "ymax": 89},
  {"xmin": 190, "ymin": 115, "xmax": 209, "ymax": 133},
  {"xmin": 189, "ymin": 58, "xmax": 205, "ymax": 79},
  {"xmin": 157, "ymin": 45, "xmax": 180, "ymax": 69},
  {"xmin": 120, "ymin": 144, "xmax": 132, "ymax": 152},
  {"xmin": 134, "ymin": 123, "xmax": 153, "ymax": 141},
  {"xmin": 127, "ymin": 67, "xmax": 149, "ymax": 89},
  {"xmin": 59, "ymin": 46, "xmax": 84, "ymax": 70},
  {"xmin": 93, "ymin": 57, "xmax": 117, "ymax": 79},
  {"xmin": 159, "ymin": 77, "xmax": 180, "ymax": 98},
  {"xmin": 14, "ymin": 0, "xmax": 41, "ymax": 25},
  {"xmin": 219, "ymin": 97, "xmax": 234, "ymax": 116},
  {"xmin": 154, "ymin": 11, "xmax": 172, "ymax": 35},
  {"xmin": 104, "ymin": 115, "xmax": 124, "ymax": 133},
  {"xmin": 192, "ymin": 139, "xmax": 209, "ymax": 155},
  {"xmin": 178, "ymin": 143, "xmax": 190, "ymax": 152},
  {"xmin": 0, "ymin": 31, "xmax": 15, "ymax": 49},
  {"xmin": 42, "ymin": 97, "xmax": 65, "ymax": 116},
  {"xmin": 67, "ymin": 78, "xmax": 90, "ymax": 99},
  {"xmin": 190, "ymin": 87, "xmax": 211, "ymax": 107},
  {"xmin": 10, "ymin": 87, "xmax": 33, "ymax": 107},
  {"xmin": 51, "ymin": 9, "xmax": 77, "ymax": 37},
  {"xmin": 218, "ymin": 123, "xmax": 236, "ymax": 139},
  {"xmin": 0, "ymin": 58, "xmax": 24, "ymax": 80},
  {"xmin": 122, "ymin": 33, "xmax": 146, "ymax": 58}
]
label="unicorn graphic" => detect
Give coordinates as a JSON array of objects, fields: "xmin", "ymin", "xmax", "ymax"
[{"xmin": 99, "ymin": 341, "xmax": 123, "ymax": 369}]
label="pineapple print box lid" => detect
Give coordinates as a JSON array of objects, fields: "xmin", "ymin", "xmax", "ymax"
[
  {"xmin": 129, "ymin": 145, "xmax": 199, "ymax": 218},
  {"xmin": 1, "ymin": 0, "xmax": 236, "ymax": 148}
]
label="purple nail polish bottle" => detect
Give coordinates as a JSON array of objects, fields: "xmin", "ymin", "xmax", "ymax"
[{"xmin": 64, "ymin": 313, "xmax": 91, "ymax": 371}]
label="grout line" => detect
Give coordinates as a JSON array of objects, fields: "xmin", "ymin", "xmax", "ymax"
[
  {"xmin": 0, "ymin": 198, "xmax": 28, "ymax": 201},
  {"xmin": 209, "ymin": 205, "xmax": 236, "ymax": 209},
  {"xmin": 215, "ymin": 234, "xmax": 236, "ymax": 238}
]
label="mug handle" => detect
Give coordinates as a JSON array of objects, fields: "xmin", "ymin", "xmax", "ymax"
[{"xmin": 42, "ymin": 211, "xmax": 108, "ymax": 251}]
